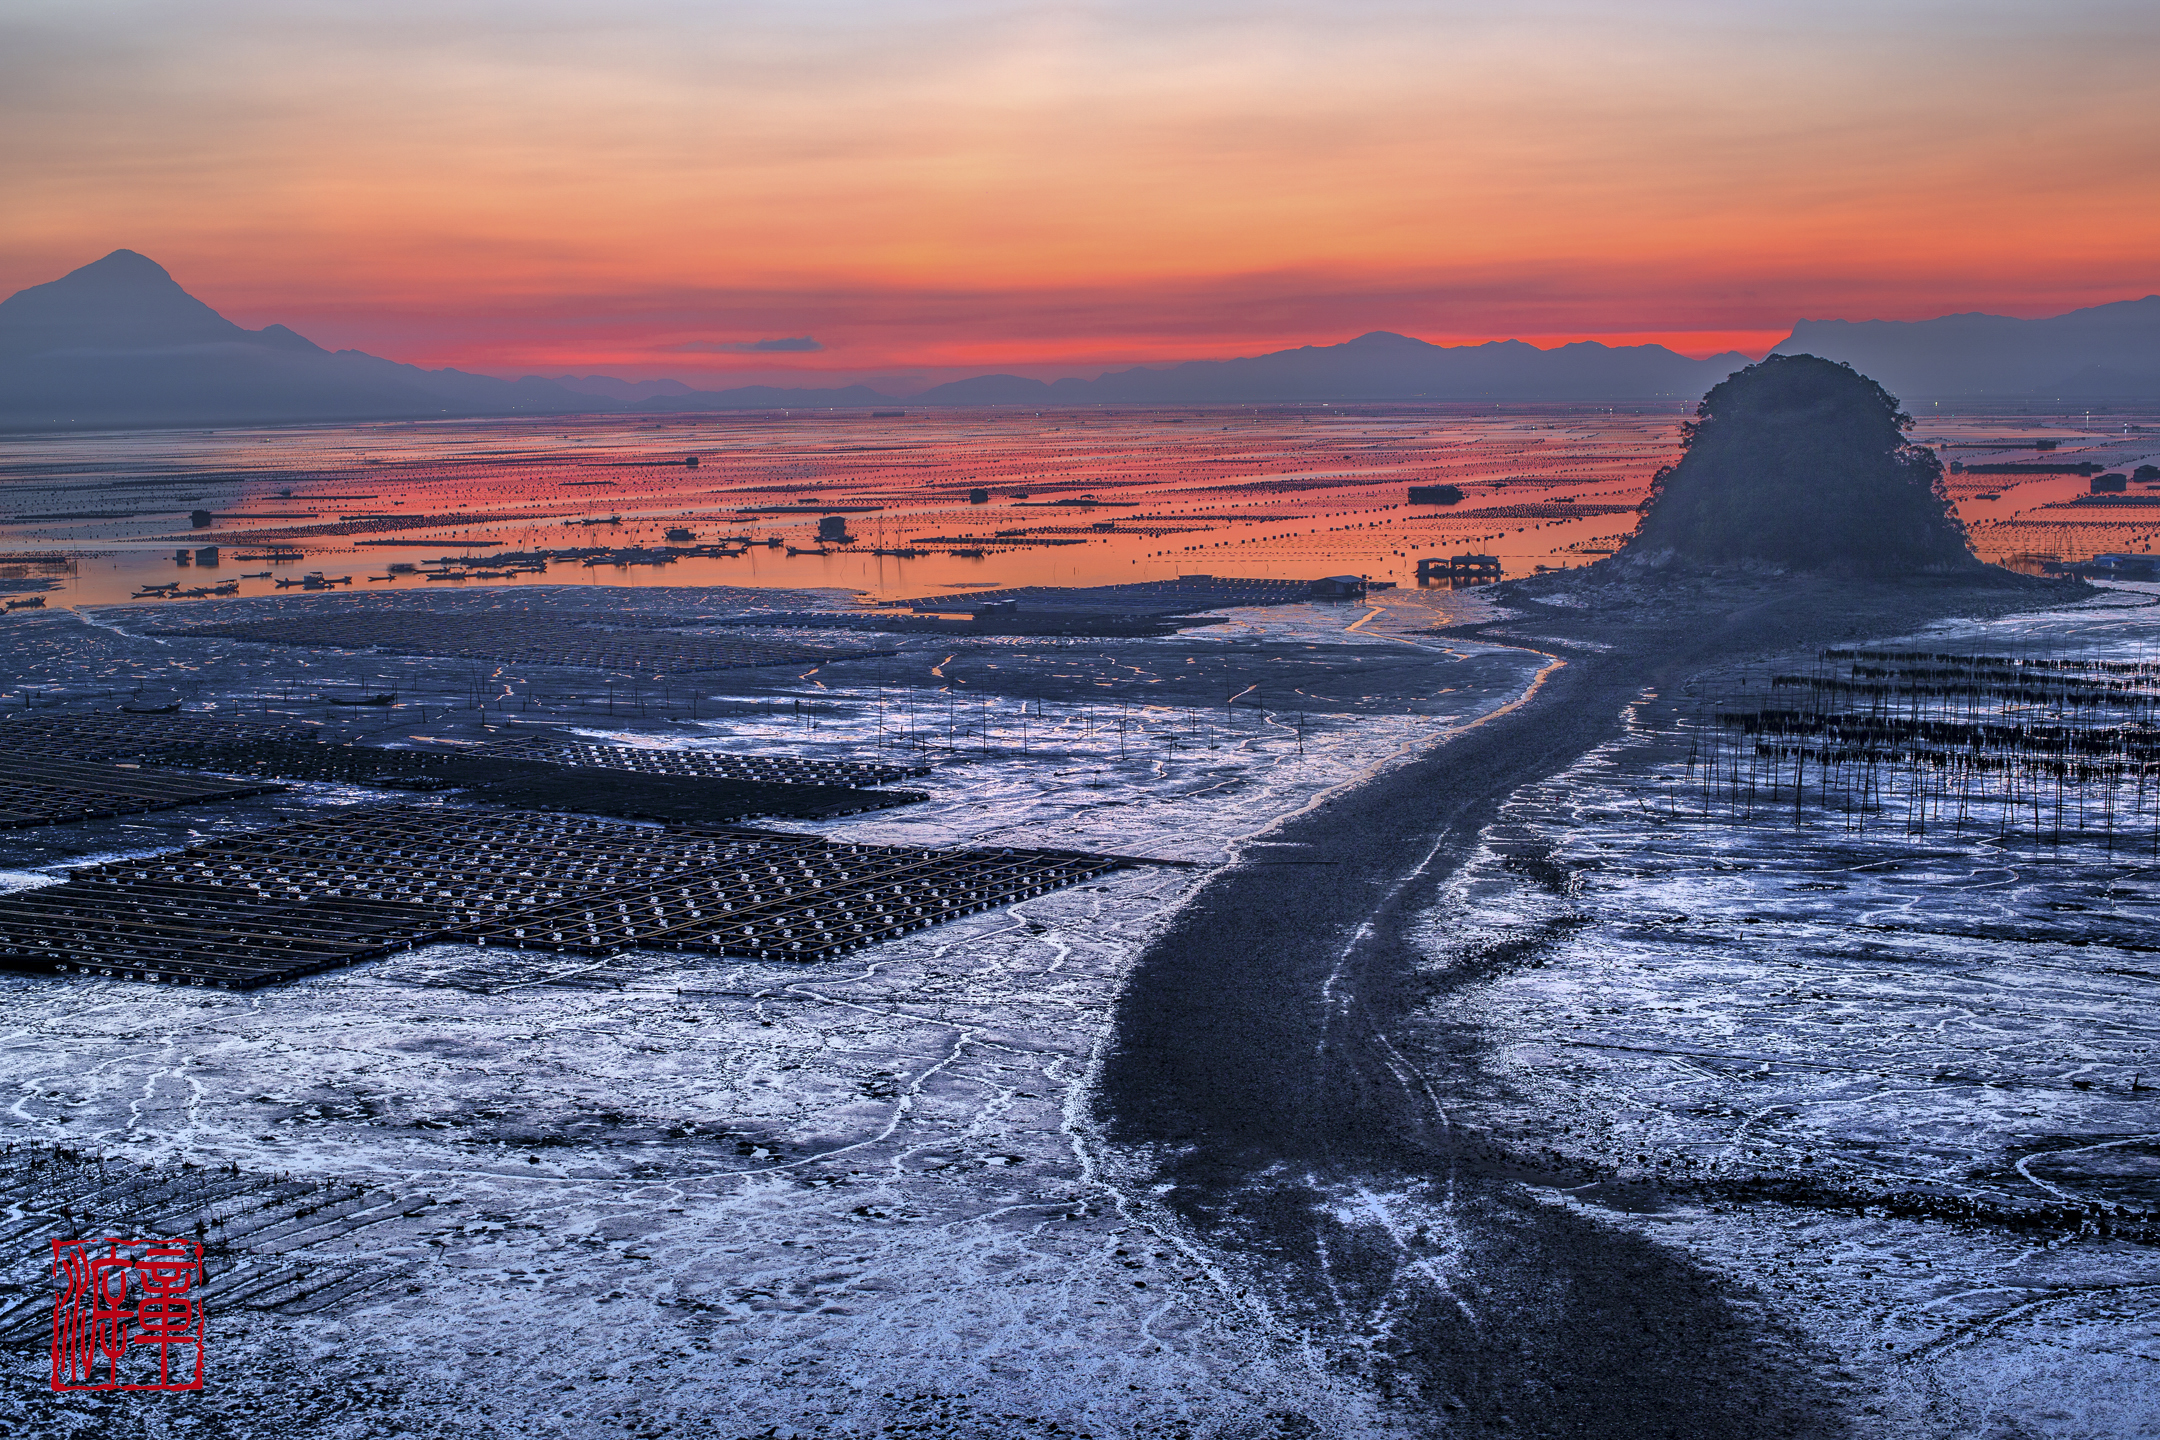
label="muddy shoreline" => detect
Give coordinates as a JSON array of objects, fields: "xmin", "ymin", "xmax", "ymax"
[{"xmin": 1091, "ymin": 569, "xmax": 2098, "ymax": 1437}]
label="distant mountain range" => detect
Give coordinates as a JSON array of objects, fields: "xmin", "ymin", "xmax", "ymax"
[
  {"xmin": 3, "ymin": 250, "xmax": 2155, "ymax": 430},
  {"xmin": 0, "ymin": 250, "xmax": 621, "ymax": 428},
  {"xmin": 887, "ymin": 331, "xmax": 1756, "ymax": 407},
  {"xmin": 1772, "ymin": 297, "xmax": 2160, "ymax": 399}
]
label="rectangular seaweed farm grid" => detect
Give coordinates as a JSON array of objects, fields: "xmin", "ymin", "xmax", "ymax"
[
  {"xmin": 0, "ymin": 753, "xmax": 286, "ymax": 829},
  {"xmin": 478, "ymin": 735, "xmax": 931, "ymax": 788},
  {"xmin": 0, "ymin": 805, "xmax": 1135, "ymax": 986}
]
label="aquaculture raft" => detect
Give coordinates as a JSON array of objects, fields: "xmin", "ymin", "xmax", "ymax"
[
  {"xmin": 0, "ymin": 805, "xmax": 1135, "ymax": 987},
  {"xmin": 0, "ymin": 710, "xmax": 320, "ymax": 757},
  {"xmin": 0, "ymin": 753, "xmax": 285, "ymax": 829},
  {"xmin": 480, "ymin": 734, "xmax": 930, "ymax": 788},
  {"xmin": 0, "ymin": 711, "xmax": 929, "ymax": 825}
]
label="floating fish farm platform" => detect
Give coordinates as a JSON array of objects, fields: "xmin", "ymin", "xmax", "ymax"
[{"xmin": 0, "ymin": 806, "xmax": 1137, "ymax": 987}]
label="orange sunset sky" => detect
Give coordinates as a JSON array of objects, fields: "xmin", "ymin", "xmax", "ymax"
[{"xmin": 4, "ymin": 0, "xmax": 2158, "ymax": 386}]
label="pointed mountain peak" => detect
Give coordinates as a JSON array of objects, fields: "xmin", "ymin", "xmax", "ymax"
[
  {"xmin": 251, "ymin": 322, "xmax": 326, "ymax": 353},
  {"xmin": 60, "ymin": 249, "xmax": 182, "ymax": 288},
  {"xmin": 0, "ymin": 248, "xmax": 247, "ymax": 355}
]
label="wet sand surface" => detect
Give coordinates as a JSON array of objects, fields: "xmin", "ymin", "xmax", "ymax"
[{"xmin": 1095, "ymin": 570, "xmax": 2093, "ymax": 1438}]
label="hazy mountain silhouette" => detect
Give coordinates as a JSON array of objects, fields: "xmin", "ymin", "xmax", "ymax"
[
  {"xmin": 913, "ymin": 331, "xmax": 1752, "ymax": 404},
  {"xmin": 549, "ymin": 374, "xmax": 697, "ymax": 401},
  {"xmin": 0, "ymin": 250, "xmax": 614, "ymax": 428},
  {"xmin": 1771, "ymin": 295, "xmax": 2160, "ymax": 398},
  {"xmin": 6, "ymin": 250, "xmax": 2157, "ymax": 429},
  {"xmin": 632, "ymin": 384, "xmax": 898, "ymax": 411}
]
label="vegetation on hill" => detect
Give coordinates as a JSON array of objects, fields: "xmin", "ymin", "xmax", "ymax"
[{"xmin": 1626, "ymin": 354, "xmax": 1976, "ymax": 573}]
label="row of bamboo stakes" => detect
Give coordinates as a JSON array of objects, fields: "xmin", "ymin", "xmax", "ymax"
[{"xmin": 1676, "ymin": 647, "xmax": 2160, "ymax": 850}]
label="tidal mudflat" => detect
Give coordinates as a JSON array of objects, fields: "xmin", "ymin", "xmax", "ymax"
[
  {"xmin": 1088, "ymin": 567, "xmax": 2148, "ymax": 1440},
  {"xmin": 2, "ymin": 408, "xmax": 2156, "ymax": 1438},
  {"xmin": 5, "ymin": 572, "xmax": 2152, "ymax": 1438},
  {"xmin": 1419, "ymin": 586, "xmax": 2160, "ymax": 1438},
  {"xmin": 0, "ymin": 584, "xmax": 1542, "ymax": 1438}
]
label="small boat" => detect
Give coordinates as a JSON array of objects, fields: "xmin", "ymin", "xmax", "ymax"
[
  {"xmin": 120, "ymin": 702, "xmax": 180, "ymax": 715},
  {"xmin": 786, "ymin": 546, "xmax": 831, "ymax": 557},
  {"xmin": 324, "ymin": 693, "xmax": 397, "ymax": 706},
  {"xmin": 242, "ymin": 571, "xmax": 271, "ymax": 578},
  {"xmin": 5, "ymin": 596, "xmax": 47, "ymax": 610},
  {"xmin": 948, "ymin": 548, "xmax": 985, "ymax": 558}
]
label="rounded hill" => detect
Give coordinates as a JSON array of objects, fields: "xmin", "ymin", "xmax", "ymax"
[{"xmin": 1624, "ymin": 353, "xmax": 1976, "ymax": 574}]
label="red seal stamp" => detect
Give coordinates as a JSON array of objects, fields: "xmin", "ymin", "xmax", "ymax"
[{"xmin": 51, "ymin": 1238, "xmax": 206, "ymax": 1392}]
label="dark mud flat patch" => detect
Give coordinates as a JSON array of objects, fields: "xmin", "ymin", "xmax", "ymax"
[
  {"xmin": 717, "ymin": 609, "xmax": 1227, "ymax": 637},
  {"xmin": 883, "ymin": 577, "xmax": 1317, "ymax": 615},
  {"xmin": 139, "ymin": 609, "xmax": 890, "ymax": 675},
  {"xmin": 829, "ymin": 635, "xmax": 1531, "ymax": 716},
  {"xmin": 1093, "ymin": 570, "xmax": 2085, "ymax": 1437}
]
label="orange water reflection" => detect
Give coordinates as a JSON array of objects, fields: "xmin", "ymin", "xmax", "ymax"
[{"xmin": 3, "ymin": 404, "xmax": 2152, "ymax": 608}]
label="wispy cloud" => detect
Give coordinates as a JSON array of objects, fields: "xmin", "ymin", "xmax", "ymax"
[
  {"xmin": 661, "ymin": 336, "xmax": 823, "ymax": 353},
  {"xmin": 29, "ymin": 3, "xmax": 2151, "ymax": 375}
]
